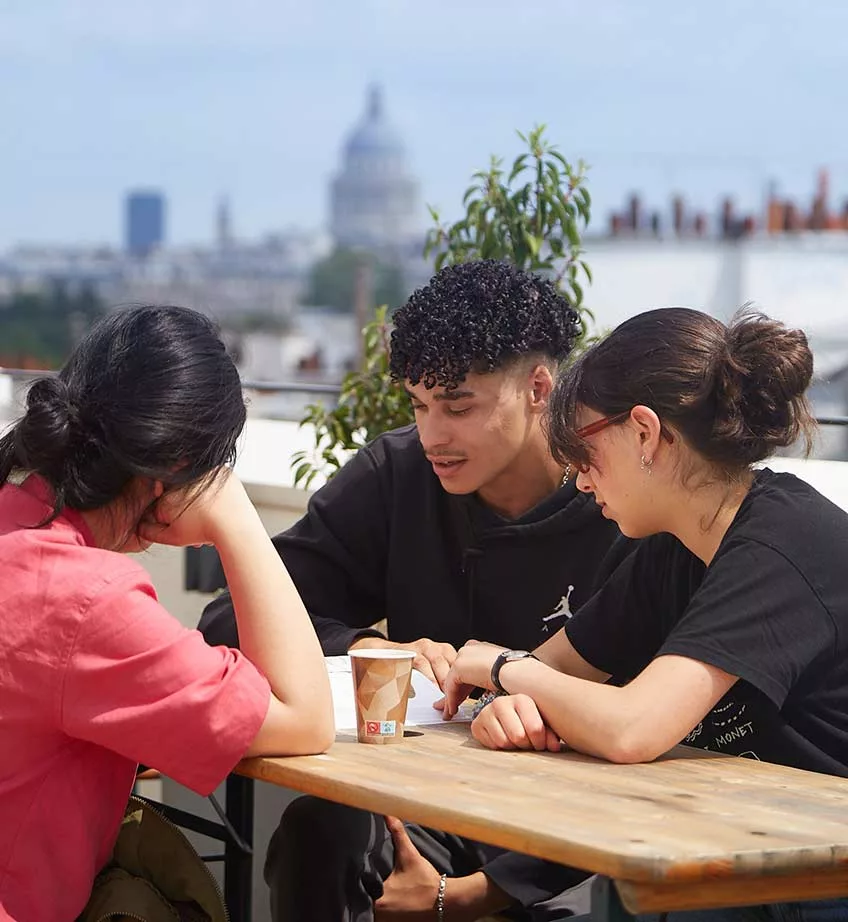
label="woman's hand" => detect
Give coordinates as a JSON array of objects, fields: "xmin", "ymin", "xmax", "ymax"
[
  {"xmin": 471, "ymin": 694, "xmax": 561, "ymax": 752},
  {"xmin": 138, "ymin": 469, "xmax": 254, "ymax": 549},
  {"xmin": 442, "ymin": 641, "xmax": 506, "ymax": 719}
]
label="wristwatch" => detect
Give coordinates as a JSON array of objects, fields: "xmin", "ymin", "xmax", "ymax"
[{"xmin": 490, "ymin": 649, "xmax": 538, "ymax": 694}]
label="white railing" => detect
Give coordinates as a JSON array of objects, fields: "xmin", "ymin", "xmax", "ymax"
[
  {"xmin": 0, "ymin": 367, "xmax": 343, "ymax": 422},
  {"xmin": 2, "ymin": 369, "xmax": 847, "ymax": 486}
]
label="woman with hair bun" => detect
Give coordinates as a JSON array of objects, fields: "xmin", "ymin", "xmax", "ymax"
[
  {"xmin": 443, "ymin": 307, "xmax": 848, "ymax": 920},
  {"xmin": 0, "ymin": 305, "xmax": 333, "ymax": 922}
]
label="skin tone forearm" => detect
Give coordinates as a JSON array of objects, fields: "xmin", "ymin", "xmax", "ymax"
[
  {"xmin": 375, "ymin": 817, "xmax": 513, "ymax": 921},
  {"xmin": 139, "ymin": 473, "xmax": 334, "ymax": 756},
  {"xmin": 497, "ymin": 658, "xmax": 640, "ymax": 760},
  {"xmin": 532, "ymin": 629, "xmax": 610, "ymax": 680},
  {"xmin": 210, "ymin": 496, "xmax": 334, "ymax": 755},
  {"xmin": 493, "ymin": 654, "xmax": 737, "ymax": 763},
  {"xmin": 443, "ymin": 872, "xmax": 512, "ymax": 921},
  {"xmin": 443, "ymin": 637, "xmax": 737, "ymax": 763}
]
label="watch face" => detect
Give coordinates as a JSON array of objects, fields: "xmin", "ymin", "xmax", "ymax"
[{"xmin": 503, "ymin": 650, "xmax": 531, "ymax": 662}]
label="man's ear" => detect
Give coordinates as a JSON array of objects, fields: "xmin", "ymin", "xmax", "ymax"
[{"xmin": 528, "ymin": 364, "xmax": 555, "ymax": 410}]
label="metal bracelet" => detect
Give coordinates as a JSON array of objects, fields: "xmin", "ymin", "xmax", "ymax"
[
  {"xmin": 435, "ymin": 872, "xmax": 447, "ymax": 922},
  {"xmin": 469, "ymin": 690, "xmax": 500, "ymax": 719}
]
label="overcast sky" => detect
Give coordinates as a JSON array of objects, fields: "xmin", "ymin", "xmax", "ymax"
[{"xmin": 1, "ymin": 0, "xmax": 846, "ymax": 249}]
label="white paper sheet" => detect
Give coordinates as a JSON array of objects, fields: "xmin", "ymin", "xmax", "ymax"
[{"xmin": 326, "ymin": 655, "xmax": 470, "ymax": 730}]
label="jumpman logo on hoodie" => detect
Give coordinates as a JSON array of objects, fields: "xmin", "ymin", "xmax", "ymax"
[{"xmin": 541, "ymin": 585, "xmax": 576, "ymax": 632}]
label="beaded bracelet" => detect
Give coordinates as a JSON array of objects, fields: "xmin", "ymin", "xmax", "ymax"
[
  {"xmin": 469, "ymin": 690, "xmax": 503, "ymax": 719},
  {"xmin": 435, "ymin": 872, "xmax": 447, "ymax": 922}
]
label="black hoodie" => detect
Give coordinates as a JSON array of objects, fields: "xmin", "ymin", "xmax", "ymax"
[
  {"xmin": 198, "ymin": 425, "xmax": 631, "ymax": 907},
  {"xmin": 199, "ymin": 425, "xmax": 625, "ymax": 656}
]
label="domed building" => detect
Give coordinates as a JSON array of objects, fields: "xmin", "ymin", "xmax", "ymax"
[{"xmin": 330, "ymin": 86, "xmax": 421, "ymax": 254}]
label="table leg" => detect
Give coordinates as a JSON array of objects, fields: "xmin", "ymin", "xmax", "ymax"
[
  {"xmin": 224, "ymin": 775, "xmax": 254, "ymax": 922},
  {"xmin": 591, "ymin": 876, "xmax": 637, "ymax": 922}
]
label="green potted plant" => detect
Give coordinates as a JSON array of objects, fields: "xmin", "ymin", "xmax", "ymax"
[{"xmin": 291, "ymin": 125, "xmax": 593, "ymax": 488}]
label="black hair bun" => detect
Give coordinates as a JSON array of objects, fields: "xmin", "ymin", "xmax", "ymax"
[
  {"xmin": 711, "ymin": 310, "xmax": 814, "ymax": 461},
  {"xmin": 15, "ymin": 377, "xmax": 76, "ymax": 474}
]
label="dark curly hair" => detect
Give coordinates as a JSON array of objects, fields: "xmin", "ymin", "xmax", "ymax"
[{"xmin": 390, "ymin": 260, "xmax": 580, "ymax": 388}]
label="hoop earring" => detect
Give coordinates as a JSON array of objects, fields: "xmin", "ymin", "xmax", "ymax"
[{"xmin": 640, "ymin": 455, "xmax": 653, "ymax": 475}]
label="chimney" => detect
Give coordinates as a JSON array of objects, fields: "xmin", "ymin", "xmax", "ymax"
[
  {"xmin": 628, "ymin": 194, "xmax": 641, "ymax": 233},
  {"xmin": 650, "ymin": 211, "xmax": 661, "ymax": 237},
  {"xmin": 810, "ymin": 168, "xmax": 830, "ymax": 231},
  {"xmin": 766, "ymin": 191, "xmax": 785, "ymax": 234},
  {"xmin": 672, "ymin": 195, "xmax": 685, "ymax": 236},
  {"xmin": 818, "ymin": 167, "xmax": 830, "ymax": 205},
  {"xmin": 720, "ymin": 197, "xmax": 734, "ymax": 239},
  {"xmin": 783, "ymin": 202, "xmax": 801, "ymax": 232}
]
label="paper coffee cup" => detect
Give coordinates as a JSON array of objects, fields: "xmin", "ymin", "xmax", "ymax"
[{"xmin": 349, "ymin": 650, "xmax": 416, "ymax": 745}]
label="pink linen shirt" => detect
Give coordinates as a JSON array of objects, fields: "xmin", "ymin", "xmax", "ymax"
[{"xmin": 0, "ymin": 477, "xmax": 271, "ymax": 922}]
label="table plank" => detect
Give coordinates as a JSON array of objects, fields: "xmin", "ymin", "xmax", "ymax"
[
  {"xmin": 237, "ymin": 723, "xmax": 848, "ymax": 894},
  {"xmin": 617, "ymin": 866, "xmax": 848, "ymax": 914}
]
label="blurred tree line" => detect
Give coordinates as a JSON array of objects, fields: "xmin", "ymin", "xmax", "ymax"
[
  {"xmin": 0, "ymin": 283, "xmax": 104, "ymax": 368},
  {"xmin": 302, "ymin": 248, "xmax": 407, "ymax": 312}
]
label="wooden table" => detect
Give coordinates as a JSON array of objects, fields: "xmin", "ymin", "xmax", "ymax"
[{"xmin": 236, "ymin": 723, "xmax": 848, "ymax": 916}]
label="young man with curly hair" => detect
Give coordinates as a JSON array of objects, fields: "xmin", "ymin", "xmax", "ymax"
[{"xmin": 200, "ymin": 260, "xmax": 624, "ymax": 922}]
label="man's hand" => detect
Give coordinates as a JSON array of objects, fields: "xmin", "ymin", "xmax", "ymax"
[
  {"xmin": 349, "ymin": 637, "xmax": 457, "ymax": 689},
  {"xmin": 472, "ymin": 694, "xmax": 561, "ymax": 752},
  {"xmin": 375, "ymin": 818, "xmax": 512, "ymax": 922},
  {"xmin": 374, "ymin": 817, "xmax": 442, "ymax": 920}
]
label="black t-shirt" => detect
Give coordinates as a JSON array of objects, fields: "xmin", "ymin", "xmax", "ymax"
[{"xmin": 566, "ymin": 468, "xmax": 848, "ymax": 777}]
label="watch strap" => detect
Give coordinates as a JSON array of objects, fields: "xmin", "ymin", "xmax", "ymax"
[{"xmin": 490, "ymin": 650, "xmax": 538, "ymax": 694}]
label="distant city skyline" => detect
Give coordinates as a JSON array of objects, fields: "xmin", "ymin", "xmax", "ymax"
[{"xmin": 2, "ymin": 0, "xmax": 848, "ymax": 250}]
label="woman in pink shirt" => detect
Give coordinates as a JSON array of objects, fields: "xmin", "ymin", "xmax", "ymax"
[{"xmin": 0, "ymin": 305, "xmax": 334, "ymax": 922}]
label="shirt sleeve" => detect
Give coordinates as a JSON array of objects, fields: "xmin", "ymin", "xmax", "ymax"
[
  {"xmin": 61, "ymin": 568, "xmax": 271, "ymax": 796},
  {"xmin": 658, "ymin": 538, "xmax": 837, "ymax": 708},
  {"xmin": 565, "ymin": 534, "xmax": 678, "ymax": 680},
  {"xmin": 481, "ymin": 851, "xmax": 591, "ymax": 907}
]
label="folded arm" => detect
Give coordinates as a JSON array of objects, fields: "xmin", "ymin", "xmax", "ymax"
[
  {"xmin": 447, "ymin": 631, "xmax": 737, "ymax": 763},
  {"xmin": 499, "ymin": 639, "xmax": 737, "ymax": 762}
]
